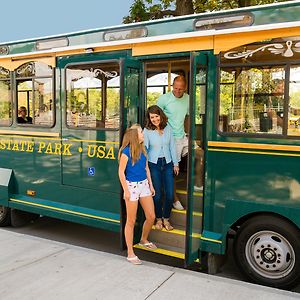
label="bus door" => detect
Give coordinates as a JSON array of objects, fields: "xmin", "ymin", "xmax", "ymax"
[
  {"xmin": 185, "ymin": 51, "xmax": 212, "ymax": 265},
  {"xmin": 58, "ymin": 54, "xmax": 141, "ymax": 221},
  {"xmin": 119, "ymin": 58, "xmax": 144, "ymax": 247}
]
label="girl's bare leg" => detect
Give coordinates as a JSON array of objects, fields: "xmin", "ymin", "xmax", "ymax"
[
  {"xmin": 124, "ymin": 200, "xmax": 139, "ymax": 257},
  {"xmin": 139, "ymin": 196, "xmax": 155, "ymax": 243}
]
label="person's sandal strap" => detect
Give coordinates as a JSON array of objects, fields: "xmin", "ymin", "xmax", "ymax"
[
  {"xmin": 155, "ymin": 219, "xmax": 163, "ymax": 230},
  {"xmin": 163, "ymin": 220, "xmax": 174, "ymax": 231},
  {"xmin": 138, "ymin": 241, "xmax": 157, "ymax": 250},
  {"xmin": 127, "ymin": 256, "xmax": 142, "ymax": 265}
]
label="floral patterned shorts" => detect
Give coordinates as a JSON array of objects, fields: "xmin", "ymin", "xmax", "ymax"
[{"xmin": 126, "ymin": 179, "xmax": 152, "ymax": 201}]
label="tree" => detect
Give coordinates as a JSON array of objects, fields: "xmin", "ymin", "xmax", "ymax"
[{"xmin": 123, "ymin": 0, "xmax": 289, "ymax": 23}]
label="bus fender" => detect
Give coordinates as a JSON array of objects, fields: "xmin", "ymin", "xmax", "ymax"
[
  {"xmin": 222, "ymin": 199, "xmax": 300, "ymax": 237},
  {"xmin": 0, "ymin": 168, "xmax": 13, "ymax": 207}
]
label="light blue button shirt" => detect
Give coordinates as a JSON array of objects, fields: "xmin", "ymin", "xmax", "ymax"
[{"xmin": 143, "ymin": 125, "xmax": 178, "ymax": 166}]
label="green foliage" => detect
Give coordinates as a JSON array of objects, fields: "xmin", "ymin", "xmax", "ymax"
[
  {"xmin": 67, "ymin": 87, "xmax": 120, "ymax": 121},
  {"xmin": 123, "ymin": 0, "xmax": 149, "ymax": 23},
  {"xmin": 290, "ymin": 90, "xmax": 300, "ymax": 109},
  {"xmin": 124, "ymin": 0, "xmax": 289, "ymax": 22},
  {"xmin": 147, "ymin": 91, "xmax": 161, "ymax": 107},
  {"xmin": 0, "ymin": 81, "xmax": 11, "ymax": 122}
]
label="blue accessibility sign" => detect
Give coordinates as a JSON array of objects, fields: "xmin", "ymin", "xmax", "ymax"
[{"xmin": 88, "ymin": 167, "xmax": 95, "ymax": 176}]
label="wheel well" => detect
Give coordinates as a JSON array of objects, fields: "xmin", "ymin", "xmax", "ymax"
[{"xmin": 228, "ymin": 211, "xmax": 300, "ymax": 237}]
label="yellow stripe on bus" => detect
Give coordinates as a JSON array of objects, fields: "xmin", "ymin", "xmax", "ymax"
[
  {"xmin": 208, "ymin": 141, "xmax": 300, "ymax": 152},
  {"xmin": 172, "ymin": 208, "xmax": 202, "ymax": 217},
  {"xmin": 201, "ymin": 236, "xmax": 222, "ymax": 244},
  {"xmin": 176, "ymin": 189, "xmax": 203, "ymax": 197},
  {"xmin": 0, "ymin": 134, "xmax": 61, "ymax": 141},
  {"xmin": 68, "ymin": 139, "xmax": 119, "ymax": 145},
  {"xmin": 9, "ymin": 198, "xmax": 120, "ymax": 224},
  {"xmin": 0, "ymin": 134, "xmax": 119, "ymax": 145},
  {"xmin": 208, "ymin": 148, "xmax": 300, "ymax": 157},
  {"xmin": 151, "ymin": 225, "xmax": 201, "ymax": 239}
]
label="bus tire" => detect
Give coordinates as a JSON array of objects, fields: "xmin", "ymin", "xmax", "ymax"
[
  {"xmin": 0, "ymin": 205, "xmax": 11, "ymax": 226},
  {"xmin": 233, "ymin": 215, "xmax": 300, "ymax": 289}
]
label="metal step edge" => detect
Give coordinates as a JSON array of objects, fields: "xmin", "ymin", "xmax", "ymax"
[
  {"xmin": 171, "ymin": 208, "xmax": 202, "ymax": 217},
  {"xmin": 176, "ymin": 189, "xmax": 203, "ymax": 197},
  {"xmin": 151, "ymin": 225, "xmax": 201, "ymax": 239},
  {"xmin": 133, "ymin": 244, "xmax": 185, "ymax": 259}
]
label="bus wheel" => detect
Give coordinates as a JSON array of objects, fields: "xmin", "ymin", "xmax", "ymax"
[
  {"xmin": 234, "ymin": 215, "xmax": 300, "ymax": 289},
  {"xmin": 0, "ymin": 205, "xmax": 11, "ymax": 226}
]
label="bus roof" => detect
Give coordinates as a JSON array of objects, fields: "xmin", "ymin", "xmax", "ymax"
[{"xmin": 1, "ymin": 0, "xmax": 300, "ymax": 57}]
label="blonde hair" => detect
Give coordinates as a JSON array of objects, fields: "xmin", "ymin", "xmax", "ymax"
[{"xmin": 118, "ymin": 124, "xmax": 147, "ymax": 165}]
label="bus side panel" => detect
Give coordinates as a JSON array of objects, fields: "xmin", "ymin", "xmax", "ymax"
[{"xmin": 204, "ymin": 149, "xmax": 300, "ymax": 248}]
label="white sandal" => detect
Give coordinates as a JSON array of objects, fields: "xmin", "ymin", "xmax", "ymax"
[{"xmin": 126, "ymin": 256, "xmax": 142, "ymax": 265}]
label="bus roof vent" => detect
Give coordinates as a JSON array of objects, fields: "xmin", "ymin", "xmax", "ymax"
[
  {"xmin": 36, "ymin": 37, "xmax": 69, "ymax": 50},
  {"xmin": 103, "ymin": 27, "xmax": 148, "ymax": 42},
  {"xmin": 0, "ymin": 45, "xmax": 9, "ymax": 56},
  {"xmin": 194, "ymin": 13, "xmax": 254, "ymax": 31}
]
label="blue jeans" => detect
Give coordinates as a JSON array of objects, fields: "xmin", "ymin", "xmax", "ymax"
[{"xmin": 149, "ymin": 158, "xmax": 174, "ymax": 219}]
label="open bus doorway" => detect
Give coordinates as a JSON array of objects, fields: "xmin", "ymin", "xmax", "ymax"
[
  {"xmin": 135, "ymin": 57, "xmax": 206, "ymax": 261},
  {"xmin": 145, "ymin": 58, "xmax": 191, "ymax": 206}
]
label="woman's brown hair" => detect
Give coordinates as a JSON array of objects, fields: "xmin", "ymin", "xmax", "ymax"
[
  {"xmin": 118, "ymin": 124, "xmax": 147, "ymax": 165},
  {"xmin": 144, "ymin": 105, "xmax": 168, "ymax": 130}
]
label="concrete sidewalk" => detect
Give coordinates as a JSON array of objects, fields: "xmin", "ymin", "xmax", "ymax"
[{"xmin": 0, "ymin": 229, "xmax": 298, "ymax": 300}]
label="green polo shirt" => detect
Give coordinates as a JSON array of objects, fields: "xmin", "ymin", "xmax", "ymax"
[{"xmin": 157, "ymin": 91, "xmax": 189, "ymax": 139}]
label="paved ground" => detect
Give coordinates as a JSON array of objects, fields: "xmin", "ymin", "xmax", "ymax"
[{"xmin": 0, "ymin": 229, "xmax": 299, "ymax": 300}]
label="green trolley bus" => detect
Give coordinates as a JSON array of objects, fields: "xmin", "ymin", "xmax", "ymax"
[{"xmin": 1, "ymin": 0, "xmax": 300, "ymax": 289}]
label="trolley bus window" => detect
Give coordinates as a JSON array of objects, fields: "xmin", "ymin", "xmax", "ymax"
[
  {"xmin": 0, "ymin": 66, "xmax": 11, "ymax": 126},
  {"xmin": 66, "ymin": 62, "xmax": 120, "ymax": 129},
  {"xmin": 288, "ymin": 65, "xmax": 300, "ymax": 136},
  {"xmin": 219, "ymin": 66, "xmax": 285, "ymax": 134},
  {"xmin": 219, "ymin": 37, "xmax": 300, "ymax": 136},
  {"xmin": 16, "ymin": 62, "xmax": 54, "ymax": 127}
]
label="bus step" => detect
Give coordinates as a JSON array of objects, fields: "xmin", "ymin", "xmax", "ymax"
[
  {"xmin": 175, "ymin": 190, "xmax": 203, "ymax": 212},
  {"xmin": 134, "ymin": 242, "xmax": 185, "ymax": 259},
  {"xmin": 148, "ymin": 225, "xmax": 186, "ymax": 249},
  {"xmin": 170, "ymin": 208, "xmax": 202, "ymax": 228}
]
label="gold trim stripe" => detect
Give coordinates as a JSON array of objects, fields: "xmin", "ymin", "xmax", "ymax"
[
  {"xmin": 172, "ymin": 208, "xmax": 202, "ymax": 217},
  {"xmin": 0, "ymin": 134, "xmax": 61, "ymax": 141},
  {"xmin": 208, "ymin": 141, "xmax": 300, "ymax": 152},
  {"xmin": 151, "ymin": 225, "xmax": 201, "ymax": 239},
  {"xmin": 10, "ymin": 198, "xmax": 120, "ymax": 224},
  {"xmin": 208, "ymin": 148, "xmax": 300, "ymax": 157},
  {"xmin": 134, "ymin": 244, "xmax": 185, "ymax": 259},
  {"xmin": 0, "ymin": 130, "xmax": 60, "ymax": 138},
  {"xmin": 201, "ymin": 236, "xmax": 222, "ymax": 244},
  {"xmin": 176, "ymin": 189, "xmax": 203, "ymax": 197},
  {"xmin": 0, "ymin": 134, "xmax": 119, "ymax": 144},
  {"xmin": 68, "ymin": 139, "xmax": 119, "ymax": 145}
]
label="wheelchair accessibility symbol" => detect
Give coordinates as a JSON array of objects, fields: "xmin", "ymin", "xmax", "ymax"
[{"xmin": 88, "ymin": 167, "xmax": 95, "ymax": 176}]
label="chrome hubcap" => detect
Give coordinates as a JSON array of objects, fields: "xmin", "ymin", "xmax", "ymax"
[{"xmin": 245, "ymin": 230, "xmax": 295, "ymax": 279}]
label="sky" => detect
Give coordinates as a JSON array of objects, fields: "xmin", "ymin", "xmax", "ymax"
[{"xmin": 0, "ymin": 0, "xmax": 133, "ymax": 43}]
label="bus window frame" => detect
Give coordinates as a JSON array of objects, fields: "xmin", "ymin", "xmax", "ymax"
[
  {"xmin": 15, "ymin": 62, "xmax": 56, "ymax": 128},
  {"xmin": 64, "ymin": 59, "xmax": 121, "ymax": 132},
  {"xmin": 0, "ymin": 67, "xmax": 13, "ymax": 127},
  {"xmin": 215, "ymin": 56, "xmax": 300, "ymax": 139}
]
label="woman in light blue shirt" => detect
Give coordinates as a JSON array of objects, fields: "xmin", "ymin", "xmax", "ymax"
[{"xmin": 144, "ymin": 105, "xmax": 179, "ymax": 231}]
